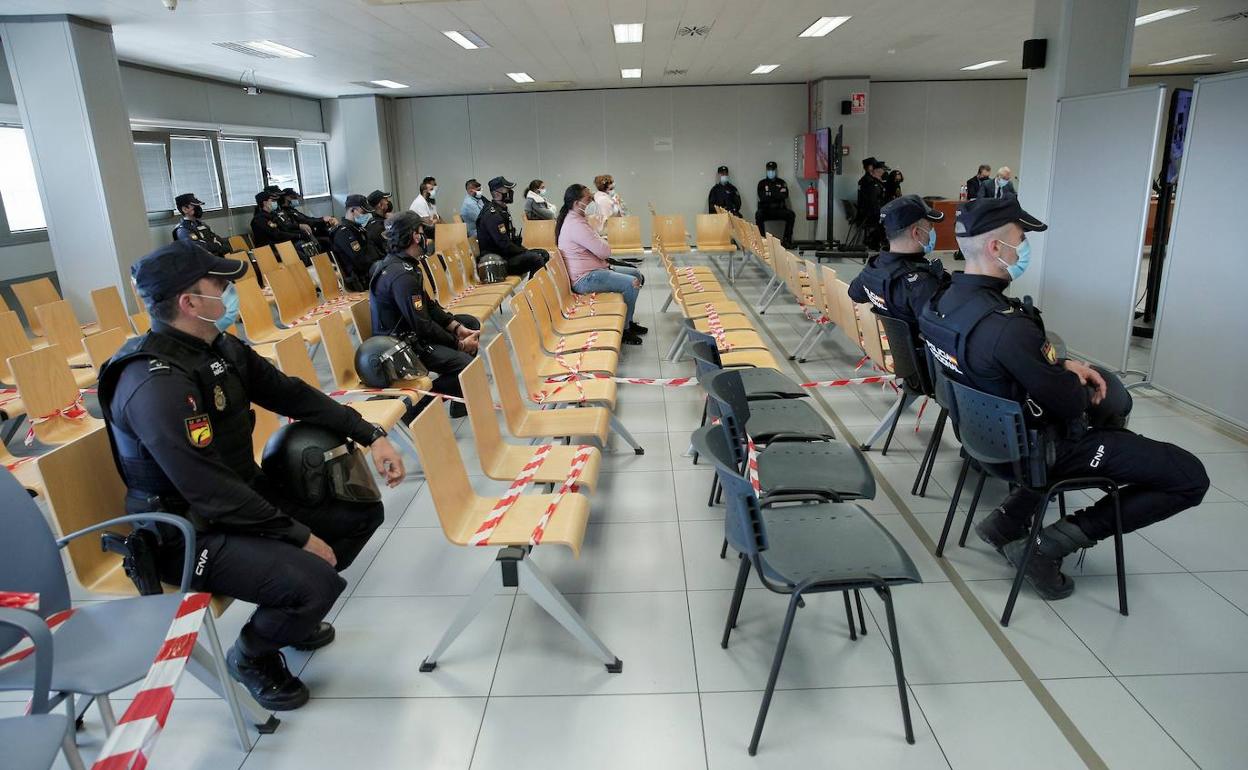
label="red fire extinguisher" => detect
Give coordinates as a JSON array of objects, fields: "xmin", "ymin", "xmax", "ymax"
[{"xmin": 805, "ymin": 183, "xmax": 819, "ymax": 221}]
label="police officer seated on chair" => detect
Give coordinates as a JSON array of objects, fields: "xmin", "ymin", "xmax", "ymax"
[
  {"xmin": 755, "ymin": 161, "xmax": 796, "ymax": 247},
  {"xmin": 707, "ymin": 165, "xmax": 742, "ymax": 216},
  {"xmin": 172, "ymin": 193, "xmax": 230, "ymax": 257},
  {"xmin": 97, "ymin": 240, "xmax": 406, "ymax": 710},
  {"xmin": 475, "ymin": 177, "xmax": 549, "ymax": 278},
  {"xmin": 365, "ymin": 189, "xmax": 393, "ymax": 254},
  {"xmin": 330, "ymin": 194, "xmax": 383, "ymax": 292},
  {"xmin": 849, "ymin": 194, "xmax": 949, "ymax": 332},
  {"xmin": 278, "ymin": 187, "xmax": 337, "ymax": 253},
  {"xmin": 249, "ymin": 189, "xmax": 298, "ymax": 250},
  {"xmin": 919, "ymin": 197, "xmax": 1209, "ymax": 600},
  {"xmin": 368, "ymin": 211, "xmax": 482, "ymax": 418}
]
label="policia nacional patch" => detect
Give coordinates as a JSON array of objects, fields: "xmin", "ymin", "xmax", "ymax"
[
  {"xmin": 1041, "ymin": 340, "xmax": 1058, "ymax": 365},
  {"xmin": 185, "ymin": 415, "xmax": 213, "ymax": 447},
  {"xmin": 412, "ymin": 295, "xmax": 423, "ymax": 311}
]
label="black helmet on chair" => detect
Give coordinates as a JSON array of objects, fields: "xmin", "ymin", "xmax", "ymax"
[
  {"xmin": 354, "ymin": 335, "xmax": 429, "ymax": 388},
  {"xmin": 476, "ymin": 252, "xmax": 508, "ymax": 284},
  {"xmin": 261, "ymin": 422, "xmax": 381, "ymax": 506}
]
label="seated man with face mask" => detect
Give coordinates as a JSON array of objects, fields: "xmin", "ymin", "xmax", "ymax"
[
  {"xmin": 848, "ymin": 194, "xmax": 949, "ymax": 334},
  {"xmin": 330, "ymin": 194, "xmax": 383, "ymax": 291},
  {"xmin": 708, "ymin": 165, "xmax": 742, "ymax": 216},
  {"xmin": 920, "ymin": 197, "xmax": 1209, "ymax": 600}
]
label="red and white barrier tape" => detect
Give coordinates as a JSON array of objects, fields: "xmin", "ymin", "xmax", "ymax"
[
  {"xmin": 91, "ymin": 592, "xmax": 212, "ymax": 770},
  {"xmin": 797, "ymin": 374, "xmax": 897, "ymax": 388},
  {"xmin": 530, "ymin": 444, "xmax": 591, "ymax": 545},
  {"xmin": 703, "ymin": 303, "xmax": 733, "ymax": 352},
  {"xmin": 326, "ymin": 386, "xmax": 467, "ymax": 406},
  {"xmin": 566, "ymin": 292, "xmax": 597, "ymax": 317},
  {"xmin": 292, "ymin": 295, "xmax": 355, "ymax": 325},
  {"xmin": 679, "ymin": 267, "xmax": 706, "ymax": 294},
  {"xmin": 0, "ymin": 591, "xmax": 39, "ymax": 611},
  {"xmin": 25, "ymin": 396, "xmax": 89, "ymax": 447},
  {"xmin": 744, "ymin": 434, "xmax": 761, "ymax": 497},
  {"xmin": 448, "ymin": 283, "xmax": 479, "ymax": 306},
  {"xmin": 0, "ymin": 590, "xmax": 75, "ymax": 672},
  {"xmin": 469, "ymin": 444, "xmax": 551, "ymax": 546}
]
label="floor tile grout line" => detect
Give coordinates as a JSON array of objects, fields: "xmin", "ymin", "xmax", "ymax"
[
  {"xmin": 468, "ymin": 591, "xmax": 519, "ymax": 770},
  {"xmin": 715, "ymin": 255, "xmax": 1112, "ymax": 770},
  {"xmin": 1110, "ymin": 676, "xmax": 1203, "ymax": 769},
  {"xmin": 669, "ymin": 464, "xmax": 712, "ymax": 769}
]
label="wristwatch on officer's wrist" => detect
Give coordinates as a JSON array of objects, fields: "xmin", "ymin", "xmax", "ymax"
[{"xmin": 367, "ymin": 424, "xmax": 387, "ymax": 445}]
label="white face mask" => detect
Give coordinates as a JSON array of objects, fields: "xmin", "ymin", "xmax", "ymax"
[{"xmin": 538, "ymin": 188, "xmax": 547, "ymax": 197}]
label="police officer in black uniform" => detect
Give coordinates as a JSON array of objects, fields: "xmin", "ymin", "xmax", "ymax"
[
  {"xmin": 856, "ymin": 157, "xmax": 887, "ymax": 249},
  {"xmin": 475, "ymin": 177, "xmax": 549, "ymax": 277},
  {"xmin": 173, "ymin": 193, "xmax": 230, "ymax": 257},
  {"xmin": 755, "ymin": 161, "xmax": 796, "ymax": 247},
  {"xmin": 369, "ymin": 211, "xmax": 481, "ymax": 417},
  {"xmin": 330, "ymin": 194, "xmax": 382, "ymax": 291},
  {"xmin": 97, "ymin": 241, "xmax": 406, "ymax": 710},
  {"xmin": 249, "ymin": 189, "xmax": 296, "ymax": 250},
  {"xmin": 919, "ymin": 197, "xmax": 1209, "ymax": 599},
  {"xmin": 849, "ymin": 194, "xmax": 948, "ymax": 331},
  {"xmin": 278, "ymin": 187, "xmax": 336, "ymax": 253},
  {"xmin": 365, "ymin": 189, "xmax": 393, "ymax": 254},
  {"xmin": 708, "ymin": 165, "xmax": 742, "ymax": 216}
]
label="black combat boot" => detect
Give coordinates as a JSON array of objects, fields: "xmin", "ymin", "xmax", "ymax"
[
  {"xmin": 1002, "ymin": 519, "xmax": 1094, "ymax": 601},
  {"xmin": 974, "ymin": 507, "xmax": 1030, "ymax": 554},
  {"xmin": 226, "ymin": 645, "xmax": 310, "ymax": 711},
  {"xmin": 290, "ymin": 621, "xmax": 336, "ymax": 651}
]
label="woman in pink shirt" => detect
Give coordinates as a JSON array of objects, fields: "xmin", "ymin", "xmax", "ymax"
[{"xmin": 556, "ymin": 184, "xmax": 647, "ymax": 345}]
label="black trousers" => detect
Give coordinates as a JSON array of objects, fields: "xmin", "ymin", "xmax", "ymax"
[
  {"xmin": 999, "ymin": 428, "xmax": 1209, "ymax": 541},
  {"xmin": 156, "ymin": 479, "xmax": 385, "ymax": 657},
  {"xmin": 756, "ymin": 208, "xmax": 795, "ymax": 245},
  {"xmin": 506, "ymin": 248, "xmax": 549, "ymax": 278}
]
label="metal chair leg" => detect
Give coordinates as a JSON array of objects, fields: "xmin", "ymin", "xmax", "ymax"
[
  {"xmin": 664, "ymin": 326, "xmax": 688, "ymax": 361},
  {"xmin": 748, "ymin": 592, "xmax": 802, "ymax": 756},
  {"xmin": 879, "ymin": 585, "xmax": 915, "ymax": 744},
  {"xmin": 1112, "ymin": 488, "xmax": 1128, "ymax": 616},
  {"xmin": 957, "ymin": 471, "xmax": 988, "ymax": 547},
  {"xmin": 719, "ymin": 537, "xmax": 729, "ymax": 559},
  {"xmin": 880, "ymin": 393, "xmax": 906, "ymax": 457},
  {"xmin": 843, "ymin": 592, "xmax": 857, "ymax": 641},
  {"xmin": 935, "ymin": 457, "xmax": 970, "ymax": 557},
  {"xmin": 721, "ymin": 555, "xmax": 750, "ymax": 647},
  {"xmin": 707, "ymin": 474, "xmax": 719, "ymax": 507},
  {"xmin": 660, "ymin": 291, "xmax": 675, "ymax": 313},
  {"xmin": 911, "ymin": 408, "xmax": 947, "ymax": 497},
  {"xmin": 609, "ymin": 414, "xmax": 645, "ymax": 455},
  {"xmin": 855, "ymin": 589, "xmax": 867, "ymax": 636},
  {"xmin": 1002, "ymin": 495, "xmax": 1051, "ymax": 626}
]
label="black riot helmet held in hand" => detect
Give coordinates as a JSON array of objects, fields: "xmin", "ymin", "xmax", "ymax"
[
  {"xmin": 354, "ymin": 335, "xmax": 429, "ymax": 388},
  {"xmin": 476, "ymin": 252, "xmax": 508, "ymax": 284},
  {"xmin": 261, "ymin": 422, "xmax": 381, "ymax": 506}
]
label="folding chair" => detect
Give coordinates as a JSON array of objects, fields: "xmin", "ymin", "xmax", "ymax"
[
  {"xmin": 544, "ymin": 251, "xmax": 627, "ymax": 318},
  {"xmin": 651, "ymin": 214, "xmax": 690, "ymax": 253},
  {"xmin": 407, "ymin": 403, "xmax": 622, "ymax": 674},
  {"xmin": 82, "ymin": 326, "xmax": 129, "ymax": 371},
  {"xmin": 504, "ymin": 311, "xmax": 619, "ymax": 380},
  {"xmin": 509, "ymin": 293, "xmax": 621, "ymax": 355},
  {"xmin": 605, "ymin": 216, "xmax": 645, "ymax": 256},
  {"xmin": 8, "ymin": 345, "xmax": 103, "ymax": 445},
  {"xmin": 529, "ymin": 268, "xmax": 626, "ymax": 333},
  {"xmin": 522, "ymin": 276, "xmax": 624, "ymax": 336},
  {"xmin": 90, "ymin": 286, "xmax": 135, "ymax": 337},
  {"xmin": 11, "ymin": 278, "xmax": 78, "ymax": 337},
  {"xmin": 234, "ymin": 276, "xmax": 320, "ymax": 347},
  {"xmin": 35, "ymin": 301, "xmax": 94, "ymax": 369},
  {"xmin": 524, "ymin": 219, "xmax": 557, "ymax": 251}
]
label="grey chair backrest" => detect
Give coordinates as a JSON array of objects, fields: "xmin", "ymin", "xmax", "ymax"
[
  {"xmin": 0, "ymin": 469, "xmax": 72, "ymax": 654},
  {"xmin": 876, "ymin": 314, "xmax": 932, "ymax": 395},
  {"xmin": 947, "ymin": 380, "xmax": 1041, "ymax": 486},
  {"xmin": 704, "ymin": 369, "xmax": 752, "ymax": 468}
]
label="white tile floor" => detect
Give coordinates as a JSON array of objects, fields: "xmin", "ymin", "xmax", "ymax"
[{"xmin": 16, "ymin": 249, "xmax": 1248, "ymax": 769}]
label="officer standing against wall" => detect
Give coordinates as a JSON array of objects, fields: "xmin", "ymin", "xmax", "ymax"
[
  {"xmin": 173, "ymin": 193, "xmax": 230, "ymax": 257},
  {"xmin": 919, "ymin": 197, "xmax": 1209, "ymax": 599},
  {"xmin": 755, "ymin": 161, "xmax": 795, "ymax": 247},
  {"xmin": 97, "ymin": 241, "xmax": 406, "ymax": 710}
]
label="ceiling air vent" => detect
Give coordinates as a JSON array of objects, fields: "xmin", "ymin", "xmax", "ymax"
[
  {"xmin": 350, "ymin": 81, "xmax": 388, "ymax": 89},
  {"xmin": 677, "ymin": 25, "xmax": 712, "ymax": 37},
  {"xmin": 1211, "ymin": 9, "xmax": 1248, "ymax": 22},
  {"xmin": 664, "ymin": 69, "xmax": 688, "ymax": 76},
  {"xmin": 214, "ymin": 42, "xmax": 280, "ymax": 59}
]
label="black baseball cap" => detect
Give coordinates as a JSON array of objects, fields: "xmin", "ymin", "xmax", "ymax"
[
  {"xmin": 174, "ymin": 193, "xmax": 203, "ymax": 209},
  {"xmin": 717, "ymin": 165, "xmax": 730, "ymax": 174},
  {"xmin": 132, "ymin": 240, "xmax": 248, "ymax": 304},
  {"xmin": 881, "ymin": 194, "xmax": 943, "ymax": 232},
  {"xmin": 765, "ymin": 161, "xmax": 778, "ymax": 170},
  {"xmin": 255, "ymin": 190, "xmax": 277, "ymax": 204},
  {"xmin": 863, "ymin": 157, "xmax": 879, "ymax": 169},
  {"xmin": 344, "ymin": 193, "xmax": 374, "ymax": 212},
  {"xmin": 264, "ymin": 185, "xmax": 281, "ymax": 194},
  {"xmin": 281, "ymin": 187, "xmax": 300, "ymax": 199},
  {"xmin": 367, "ymin": 189, "xmax": 391, "ymax": 208},
  {"xmin": 955, "ymin": 197, "xmax": 1048, "ymax": 237},
  {"xmin": 488, "ymin": 176, "xmax": 515, "ymax": 192}
]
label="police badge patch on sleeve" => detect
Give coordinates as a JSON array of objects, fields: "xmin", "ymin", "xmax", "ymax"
[
  {"xmin": 498, "ymin": 224, "xmax": 507, "ymax": 233},
  {"xmin": 412, "ymin": 295, "xmax": 424, "ymax": 311},
  {"xmin": 185, "ymin": 415, "xmax": 213, "ymax": 447},
  {"xmin": 1041, "ymin": 341, "xmax": 1057, "ymax": 365}
]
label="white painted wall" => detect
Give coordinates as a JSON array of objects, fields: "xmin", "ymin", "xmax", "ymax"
[{"xmin": 392, "ymin": 84, "xmax": 810, "ymax": 243}]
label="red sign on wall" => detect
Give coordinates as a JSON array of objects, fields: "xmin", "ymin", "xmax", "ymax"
[{"xmin": 850, "ymin": 92, "xmax": 866, "ymax": 114}]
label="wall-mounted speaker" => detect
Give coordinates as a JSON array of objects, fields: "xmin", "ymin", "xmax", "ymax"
[
  {"xmin": 1022, "ymin": 38, "xmax": 1047, "ymax": 70},
  {"xmin": 840, "ymin": 100, "xmax": 852, "ymax": 115}
]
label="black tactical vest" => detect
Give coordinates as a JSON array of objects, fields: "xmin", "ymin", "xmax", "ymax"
[
  {"xmin": 368, "ymin": 254, "xmax": 422, "ymax": 338},
  {"xmin": 98, "ymin": 332, "xmax": 259, "ymax": 504},
  {"xmin": 858, "ymin": 256, "xmax": 942, "ymax": 315}
]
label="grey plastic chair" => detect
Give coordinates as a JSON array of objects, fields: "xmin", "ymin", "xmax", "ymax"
[
  {"xmin": 0, "ymin": 468, "xmax": 275, "ymax": 758},
  {"xmin": 703, "ymin": 436, "xmax": 921, "ymax": 756},
  {"xmin": 703, "ymin": 367, "xmax": 834, "ymax": 444},
  {"xmin": 685, "ymin": 337, "xmax": 808, "ymax": 400},
  {"xmin": 0, "ymin": 607, "xmax": 85, "ymax": 770}
]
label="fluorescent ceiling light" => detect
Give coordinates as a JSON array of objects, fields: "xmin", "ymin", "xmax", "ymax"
[
  {"xmin": 613, "ymin": 23, "xmax": 643, "ymax": 43},
  {"xmin": 961, "ymin": 59, "xmax": 1008, "ymax": 70},
  {"xmin": 443, "ymin": 30, "xmax": 489, "ymax": 50},
  {"xmin": 799, "ymin": 16, "xmax": 851, "ymax": 38},
  {"xmin": 1150, "ymin": 53, "xmax": 1214, "ymax": 65},
  {"xmin": 751, "ymin": 64, "xmax": 780, "ymax": 74},
  {"xmin": 369, "ymin": 80, "xmax": 408, "ymax": 89},
  {"xmin": 621, "ymin": 68, "xmax": 642, "ymax": 79},
  {"xmin": 240, "ymin": 40, "xmax": 312, "ymax": 58},
  {"xmin": 506, "ymin": 72, "xmax": 534, "ymax": 83},
  {"xmin": 1236, "ymin": 57, "xmax": 1248, "ymax": 63},
  {"xmin": 1135, "ymin": 6, "xmax": 1198, "ymax": 26}
]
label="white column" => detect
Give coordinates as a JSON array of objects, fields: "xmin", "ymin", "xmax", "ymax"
[
  {"xmin": 323, "ymin": 95, "xmax": 395, "ymax": 213},
  {"xmin": 1013, "ymin": 0, "xmax": 1138, "ymax": 299},
  {"xmin": 0, "ymin": 15, "xmax": 150, "ymax": 316}
]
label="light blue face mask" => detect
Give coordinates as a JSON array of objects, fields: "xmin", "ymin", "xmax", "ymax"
[
  {"xmin": 191, "ymin": 283, "xmax": 240, "ymax": 333},
  {"xmin": 353, "ymin": 212, "xmax": 372, "ymax": 226},
  {"xmin": 766, "ymin": 170, "xmax": 776, "ymax": 180},
  {"xmin": 719, "ymin": 175, "xmax": 730, "ymax": 185},
  {"xmin": 996, "ymin": 238, "xmax": 1031, "ymax": 280},
  {"xmin": 922, "ymin": 227, "xmax": 937, "ymax": 254}
]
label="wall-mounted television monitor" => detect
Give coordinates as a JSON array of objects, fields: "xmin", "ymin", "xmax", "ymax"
[
  {"xmin": 815, "ymin": 127, "xmax": 831, "ymax": 174},
  {"xmin": 1163, "ymin": 88, "xmax": 1192, "ymax": 185}
]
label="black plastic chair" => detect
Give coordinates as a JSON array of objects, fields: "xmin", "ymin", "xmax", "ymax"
[
  {"xmin": 930, "ymin": 364, "xmax": 993, "ymax": 557},
  {"xmin": 942, "ymin": 380, "xmax": 1127, "ymax": 626},
  {"xmin": 873, "ymin": 315, "xmax": 948, "ymax": 496},
  {"xmin": 685, "ymin": 331, "xmax": 809, "ymax": 400},
  {"xmin": 702, "ymin": 367, "xmax": 834, "ymax": 445},
  {"xmin": 702, "ymin": 440, "xmax": 920, "ymax": 756},
  {"xmin": 0, "ymin": 607, "xmax": 84, "ymax": 769}
]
